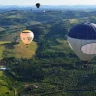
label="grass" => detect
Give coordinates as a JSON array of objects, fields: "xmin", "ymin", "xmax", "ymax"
[
  {"xmin": 0, "ymin": 40, "xmax": 37, "ymax": 94},
  {"xmin": 0, "ymin": 24, "xmax": 26, "ymax": 41},
  {"xmin": 0, "ymin": 86, "xmax": 9, "ymax": 93},
  {"xmin": 0, "ymin": 71, "xmax": 14, "ymax": 95},
  {"xmin": 0, "ymin": 80, "xmax": 7, "ymax": 85},
  {"xmin": 0, "ymin": 41, "xmax": 11, "ymax": 59},
  {"xmin": 0, "ymin": 41, "xmax": 37, "ymax": 59},
  {"xmin": 14, "ymin": 41, "xmax": 37, "ymax": 58},
  {"xmin": 0, "ymin": 71, "xmax": 3, "ymax": 77},
  {"xmin": 46, "ymin": 38, "xmax": 72, "ymax": 54},
  {"xmin": 0, "ymin": 27, "xmax": 5, "ymax": 31},
  {"xmin": 69, "ymin": 19, "xmax": 79, "ymax": 24},
  {"xmin": 7, "ymin": 14, "xmax": 23, "ymax": 19}
]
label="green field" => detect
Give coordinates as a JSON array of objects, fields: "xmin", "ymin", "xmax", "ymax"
[
  {"xmin": 0, "ymin": 71, "xmax": 14, "ymax": 95},
  {"xmin": 46, "ymin": 38, "xmax": 72, "ymax": 54},
  {"xmin": 0, "ymin": 41, "xmax": 37, "ymax": 59},
  {"xmin": 15, "ymin": 41, "xmax": 37, "ymax": 58}
]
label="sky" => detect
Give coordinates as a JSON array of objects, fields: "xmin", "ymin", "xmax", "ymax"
[{"xmin": 0, "ymin": 0, "xmax": 96, "ymax": 5}]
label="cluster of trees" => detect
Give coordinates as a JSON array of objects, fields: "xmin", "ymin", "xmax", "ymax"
[{"xmin": 3, "ymin": 57, "xmax": 44, "ymax": 81}]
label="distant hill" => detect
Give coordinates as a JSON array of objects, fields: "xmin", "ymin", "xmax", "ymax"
[{"xmin": 0, "ymin": 5, "xmax": 96, "ymax": 10}]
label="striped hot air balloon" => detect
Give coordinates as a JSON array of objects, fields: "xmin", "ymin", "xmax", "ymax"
[{"xmin": 20, "ymin": 30, "xmax": 34, "ymax": 47}]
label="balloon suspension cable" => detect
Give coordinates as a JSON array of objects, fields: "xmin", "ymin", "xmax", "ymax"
[
  {"xmin": 26, "ymin": 46, "xmax": 28, "ymax": 48},
  {"xmin": 83, "ymin": 61, "xmax": 88, "ymax": 68}
]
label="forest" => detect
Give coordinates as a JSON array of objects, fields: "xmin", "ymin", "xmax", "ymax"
[{"xmin": 0, "ymin": 8, "xmax": 96, "ymax": 96}]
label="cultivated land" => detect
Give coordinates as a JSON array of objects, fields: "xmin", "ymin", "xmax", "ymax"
[{"xmin": 0, "ymin": 8, "xmax": 96, "ymax": 95}]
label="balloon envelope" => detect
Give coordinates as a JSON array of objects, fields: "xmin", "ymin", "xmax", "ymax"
[
  {"xmin": 36, "ymin": 3, "xmax": 40, "ymax": 8},
  {"xmin": 20, "ymin": 30, "xmax": 34, "ymax": 46},
  {"xmin": 67, "ymin": 22, "xmax": 96, "ymax": 62}
]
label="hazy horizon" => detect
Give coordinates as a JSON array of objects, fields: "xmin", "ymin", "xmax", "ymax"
[
  {"xmin": 0, "ymin": 4, "xmax": 96, "ymax": 6},
  {"xmin": 0, "ymin": 0, "xmax": 96, "ymax": 5}
]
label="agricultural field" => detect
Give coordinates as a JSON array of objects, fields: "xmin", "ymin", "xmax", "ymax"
[{"xmin": 0, "ymin": 7, "xmax": 96, "ymax": 95}]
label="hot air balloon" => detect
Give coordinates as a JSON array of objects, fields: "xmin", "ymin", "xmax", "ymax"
[
  {"xmin": 36, "ymin": 3, "xmax": 40, "ymax": 8},
  {"xmin": 42, "ymin": 10, "xmax": 45, "ymax": 12},
  {"xmin": 20, "ymin": 30, "xmax": 34, "ymax": 47},
  {"xmin": 67, "ymin": 22, "xmax": 96, "ymax": 68}
]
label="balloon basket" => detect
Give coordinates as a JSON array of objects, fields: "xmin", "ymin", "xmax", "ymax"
[{"xmin": 82, "ymin": 64, "xmax": 88, "ymax": 68}]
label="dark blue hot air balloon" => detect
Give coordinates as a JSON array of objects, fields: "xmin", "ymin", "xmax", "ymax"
[
  {"xmin": 36, "ymin": 3, "xmax": 40, "ymax": 8},
  {"xmin": 67, "ymin": 22, "xmax": 96, "ymax": 68}
]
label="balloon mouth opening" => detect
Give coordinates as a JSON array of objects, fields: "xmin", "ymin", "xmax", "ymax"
[
  {"xmin": 25, "ymin": 44, "xmax": 29, "ymax": 46},
  {"xmin": 83, "ymin": 61, "xmax": 88, "ymax": 64}
]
